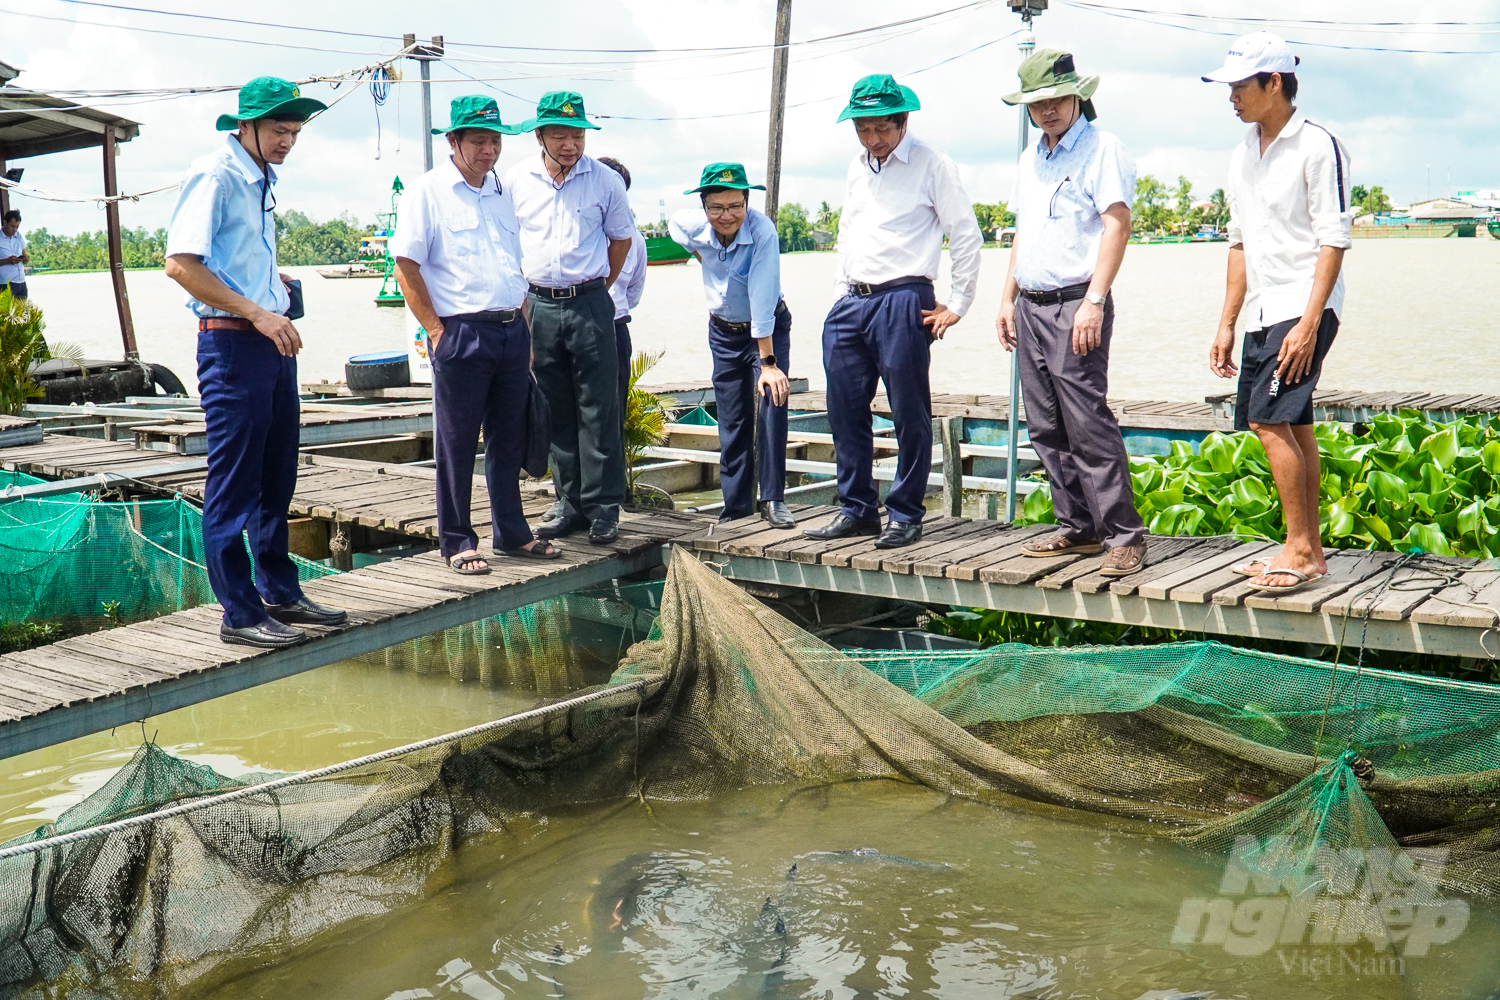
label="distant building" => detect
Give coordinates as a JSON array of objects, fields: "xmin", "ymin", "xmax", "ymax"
[{"xmin": 1400, "ymin": 198, "xmax": 1489, "ymax": 223}]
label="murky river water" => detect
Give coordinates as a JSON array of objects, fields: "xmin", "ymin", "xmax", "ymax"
[{"xmin": 27, "ymin": 237, "xmax": 1500, "ymax": 403}]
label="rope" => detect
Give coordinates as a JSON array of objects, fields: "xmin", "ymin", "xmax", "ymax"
[{"xmin": 0, "ymin": 674, "xmax": 664, "ymax": 863}]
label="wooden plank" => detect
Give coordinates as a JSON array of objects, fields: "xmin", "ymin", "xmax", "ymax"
[
  {"xmin": 849, "ymin": 518, "xmax": 976, "ymax": 571},
  {"xmin": 979, "ymin": 546, "xmax": 1090, "ymax": 586},
  {"xmin": 1408, "ymin": 568, "xmax": 1500, "ymax": 628},
  {"xmin": 1140, "ymin": 540, "xmax": 1276, "ymax": 601},
  {"xmin": 53, "ymin": 635, "xmax": 204, "ymax": 677},
  {"xmin": 0, "ymin": 656, "xmax": 104, "ymax": 701},
  {"xmin": 93, "ymin": 625, "xmax": 234, "ymax": 668},
  {"xmin": 873, "ymin": 520, "xmax": 1000, "ymax": 575},
  {"xmin": 1320, "ymin": 555, "xmax": 1471, "ymax": 620},
  {"xmin": 5, "ymin": 647, "xmax": 152, "ymax": 695},
  {"xmin": 1092, "ymin": 536, "xmax": 1231, "ymax": 596},
  {"xmin": 125, "ymin": 619, "xmax": 267, "ymax": 660},
  {"xmin": 300, "ymin": 578, "xmax": 416, "ymax": 614},
  {"xmin": 1232, "ymin": 548, "xmax": 1389, "ymax": 611},
  {"xmin": 1168, "ymin": 543, "xmax": 1283, "ymax": 603},
  {"xmin": 690, "ymin": 513, "xmax": 780, "ymax": 553},
  {"xmin": 826, "ymin": 517, "xmax": 964, "ymax": 570},
  {"xmin": 941, "ymin": 524, "xmax": 1056, "ymax": 580},
  {"xmin": 328, "ymin": 573, "xmax": 471, "ymax": 606}
]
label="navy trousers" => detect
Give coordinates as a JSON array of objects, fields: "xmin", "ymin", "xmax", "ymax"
[
  {"xmin": 710, "ymin": 300, "xmax": 792, "ymax": 518},
  {"xmin": 822, "ymin": 283, "xmax": 935, "ymax": 525},
  {"xmin": 196, "ymin": 328, "xmax": 304, "ymax": 629},
  {"xmin": 615, "ymin": 318, "xmax": 632, "ymax": 497},
  {"xmin": 432, "ymin": 314, "xmax": 533, "ymax": 555}
]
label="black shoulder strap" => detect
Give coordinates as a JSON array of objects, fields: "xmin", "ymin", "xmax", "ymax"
[{"xmin": 1303, "ymin": 121, "xmax": 1346, "ymax": 212}]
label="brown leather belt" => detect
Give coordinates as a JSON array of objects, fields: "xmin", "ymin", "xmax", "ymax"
[{"xmin": 198, "ymin": 317, "xmax": 254, "ymax": 332}]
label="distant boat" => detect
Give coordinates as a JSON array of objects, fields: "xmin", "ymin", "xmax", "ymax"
[
  {"xmin": 645, "ymin": 234, "xmax": 690, "ymax": 266},
  {"xmin": 317, "ymin": 262, "xmax": 385, "ymax": 279}
]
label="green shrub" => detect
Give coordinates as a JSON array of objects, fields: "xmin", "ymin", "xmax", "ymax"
[{"xmin": 0, "ymin": 290, "xmax": 47, "ymax": 416}]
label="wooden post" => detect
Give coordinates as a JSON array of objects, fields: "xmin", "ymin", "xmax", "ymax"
[
  {"xmin": 940, "ymin": 415, "xmax": 964, "ymax": 516},
  {"xmin": 101, "ymin": 126, "xmax": 139, "ymax": 360},
  {"xmin": 0, "ymin": 146, "xmax": 9, "ymax": 216},
  {"xmin": 762, "ymin": 0, "xmax": 793, "ymax": 223}
]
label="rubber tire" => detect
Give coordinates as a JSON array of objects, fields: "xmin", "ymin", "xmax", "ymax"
[
  {"xmin": 345, "ymin": 358, "xmax": 410, "ymax": 391},
  {"xmin": 149, "ymin": 363, "xmax": 188, "ymax": 397}
]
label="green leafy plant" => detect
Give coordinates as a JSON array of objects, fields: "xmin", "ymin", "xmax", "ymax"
[
  {"xmin": 1017, "ymin": 411, "xmax": 1500, "ymax": 558},
  {"xmin": 0, "ymin": 619, "xmax": 63, "ymax": 655},
  {"xmin": 624, "ymin": 350, "xmax": 678, "ymax": 497},
  {"xmin": 0, "ymin": 289, "xmax": 48, "ymax": 416}
]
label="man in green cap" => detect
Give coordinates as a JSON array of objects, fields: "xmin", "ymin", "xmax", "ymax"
[
  {"xmin": 506, "ymin": 91, "xmax": 636, "ymax": 545},
  {"xmin": 165, "ymin": 76, "xmax": 347, "ymax": 648},
  {"xmin": 391, "ymin": 96, "xmax": 556, "ymax": 576},
  {"xmin": 669, "ymin": 163, "xmax": 794, "ymax": 528},
  {"xmin": 995, "ymin": 49, "xmax": 1148, "ymax": 577},
  {"xmin": 804, "ymin": 74, "xmax": 983, "ymax": 550}
]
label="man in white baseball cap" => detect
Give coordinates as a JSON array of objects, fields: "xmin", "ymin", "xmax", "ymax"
[{"xmin": 1202, "ymin": 32, "xmax": 1353, "ymax": 598}]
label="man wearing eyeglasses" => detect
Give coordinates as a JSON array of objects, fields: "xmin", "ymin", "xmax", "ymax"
[
  {"xmin": 995, "ymin": 49, "xmax": 1147, "ymax": 578},
  {"xmin": 804, "ymin": 74, "xmax": 983, "ymax": 550},
  {"xmin": 669, "ymin": 163, "xmax": 794, "ymax": 529},
  {"xmin": 165, "ymin": 77, "xmax": 347, "ymax": 648}
]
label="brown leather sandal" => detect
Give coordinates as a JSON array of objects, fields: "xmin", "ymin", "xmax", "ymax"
[
  {"xmin": 1098, "ymin": 542, "xmax": 1148, "ymax": 577},
  {"xmin": 1020, "ymin": 532, "xmax": 1104, "ymax": 557}
]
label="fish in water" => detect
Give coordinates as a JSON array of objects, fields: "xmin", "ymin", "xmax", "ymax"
[{"xmin": 786, "ymin": 847, "xmax": 950, "ymax": 879}]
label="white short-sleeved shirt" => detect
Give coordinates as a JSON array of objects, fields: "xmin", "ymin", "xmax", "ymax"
[
  {"xmin": 609, "ymin": 228, "xmax": 647, "ymax": 320},
  {"xmin": 166, "ymin": 134, "xmax": 289, "ymax": 318},
  {"xmin": 1226, "ymin": 112, "xmax": 1353, "ymax": 328},
  {"xmin": 1010, "ymin": 117, "xmax": 1135, "ymax": 292},
  {"xmin": 0, "ymin": 231, "xmax": 26, "ymax": 284},
  {"xmin": 833, "ymin": 132, "xmax": 983, "ymax": 316},
  {"xmin": 389, "ymin": 156, "xmax": 527, "ymax": 316},
  {"xmin": 504, "ymin": 153, "xmax": 637, "ymax": 288}
]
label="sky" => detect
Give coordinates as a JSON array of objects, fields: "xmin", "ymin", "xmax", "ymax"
[{"xmin": 3, "ymin": 0, "xmax": 1499, "ymax": 236}]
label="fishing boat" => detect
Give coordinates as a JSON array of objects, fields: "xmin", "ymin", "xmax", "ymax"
[
  {"xmin": 316, "ymin": 261, "xmax": 384, "ymax": 279},
  {"xmin": 645, "ymin": 233, "xmax": 690, "ymax": 266}
]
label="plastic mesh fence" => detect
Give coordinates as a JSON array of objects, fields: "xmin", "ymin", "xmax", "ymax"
[
  {"xmin": 0, "ymin": 551, "xmax": 1495, "ymax": 997},
  {"xmin": 0, "ymin": 495, "xmax": 335, "ymax": 630}
]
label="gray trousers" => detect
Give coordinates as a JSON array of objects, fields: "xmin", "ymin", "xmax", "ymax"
[{"xmin": 1014, "ymin": 292, "xmax": 1145, "ymax": 549}]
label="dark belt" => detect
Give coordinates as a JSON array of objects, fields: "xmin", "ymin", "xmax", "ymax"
[
  {"xmin": 447, "ymin": 309, "xmax": 520, "ymax": 323},
  {"xmin": 1018, "ymin": 281, "xmax": 1093, "ymax": 306},
  {"xmin": 198, "ymin": 317, "xmax": 254, "ymax": 332},
  {"xmin": 710, "ymin": 298, "xmax": 790, "ymax": 335},
  {"xmin": 849, "ymin": 275, "xmax": 933, "ymax": 297},
  {"xmin": 528, "ymin": 277, "xmax": 607, "ymax": 300}
]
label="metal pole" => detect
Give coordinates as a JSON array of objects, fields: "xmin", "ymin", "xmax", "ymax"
[
  {"xmin": 763, "ymin": 0, "xmax": 793, "ymax": 222},
  {"xmin": 1006, "ymin": 27, "xmax": 1035, "ymax": 522},
  {"xmin": 101, "ymin": 126, "xmax": 139, "ymax": 360},
  {"xmin": 419, "ymin": 56, "xmax": 434, "ymax": 172}
]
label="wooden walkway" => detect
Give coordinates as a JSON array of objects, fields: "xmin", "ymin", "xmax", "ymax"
[
  {"xmin": 0, "ymin": 507, "xmax": 706, "ymax": 758},
  {"xmin": 689, "ymin": 509, "xmax": 1500, "ymax": 662}
]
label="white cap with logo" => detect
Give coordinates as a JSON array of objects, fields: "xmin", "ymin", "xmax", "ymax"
[{"xmin": 1201, "ymin": 31, "xmax": 1300, "ymax": 84}]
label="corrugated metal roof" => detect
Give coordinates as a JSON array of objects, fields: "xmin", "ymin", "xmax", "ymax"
[{"xmin": 0, "ymin": 89, "xmax": 141, "ymax": 160}]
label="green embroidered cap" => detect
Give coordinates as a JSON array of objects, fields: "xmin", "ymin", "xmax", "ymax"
[
  {"xmin": 519, "ymin": 91, "xmax": 600, "ymax": 131},
  {"xmin": 431, "ymin": 95, "xmax": 526, "ymax": 135},
  {"xmin": 215, "ymin": 76, "xmax": 328, "ymax": 131},
  {"xmin": 836, "ymin": 74, "xmax": 921, "ymax": 123},
  {"xmin": 683, "ymin": 162, "xmax": 766, "ymax": 195},
  {"xmin": 1001, "ymin": 49, "xmax": 1099, "ymax": 121}
]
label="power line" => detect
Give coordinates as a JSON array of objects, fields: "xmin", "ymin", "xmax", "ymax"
[{"xmin": 0, "ymin": 5, "xmax": 401, "ymax": 56}]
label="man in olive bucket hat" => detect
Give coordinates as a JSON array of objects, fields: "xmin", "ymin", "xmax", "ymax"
[
  {"xmin": 506, "ymin": 92, "xmax": 636, "ymax": 546},
  {"xmin": 669, "ymin": 163, "xmax": 795, "ymax": 528},
  {"xmin": 804, "ymin": 74, "xmax": 983, "ymax": 550},
  {"xmin": 165, "ymin": 76, "xmax": 348, "ymax": 647},
  {"xmin": 391, "ymin": 97, "xmax": 558, "ymax": 575},
  {"xmin": 996, "ymin": 50, "xmax": 1148, "ymax": 577}
]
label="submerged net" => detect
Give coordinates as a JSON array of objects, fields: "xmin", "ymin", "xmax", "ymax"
[
  {"xmin": 1, "ymin": 551, "xmax": 1496, "ymax": 996},
  {"xmin": 0, "ymin": 494, "xmax": 334, "ymax": 630}
]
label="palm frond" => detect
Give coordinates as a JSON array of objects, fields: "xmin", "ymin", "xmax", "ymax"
[{"xmin": 45, "ymin": 340, "xmax": 88, "ymax": 377}]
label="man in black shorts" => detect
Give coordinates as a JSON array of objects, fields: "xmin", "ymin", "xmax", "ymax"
[{"xmin": 1204, "ymin": 32, "xmax": 1352, "ymax": 595}]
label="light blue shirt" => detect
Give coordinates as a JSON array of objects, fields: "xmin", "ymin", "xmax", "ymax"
[
  {"xmin": 1010, "ymin": 116, "xmax": 1135, "ymax": 292},
  {"xmin": 388, "ymin": 156, "xmax": 527, "ymax": 316},
  {"xmin": 609, "ymin": 227, "xmax": 647, "ymax": 320},
  {"xmin": 668, "ymin": 207, "xmax": 781, "ymax": 338},
  {"xmin": 166, "ymin": 134, "xmax": 289, "ymax": 318}
]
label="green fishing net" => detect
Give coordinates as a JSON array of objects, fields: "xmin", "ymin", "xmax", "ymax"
[{"xmin": 0, "ymin": 550, "xmax": 1495, "ymax": 997}]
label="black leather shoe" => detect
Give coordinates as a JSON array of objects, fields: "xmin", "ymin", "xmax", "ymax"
[
  {"xmin": 802, "ymin": 513, "xmax": 881, "ymax": 541},
  {"xmin": 873, "ymin": 520, "xmax": 923, "ymax": 549},
  {"xmin": 588, "ymin": 519, "xmax": 619, "ymax": 545},
  {"xmin": 762, "ymin": 501, "xmax": 796, "ymax": 529},
  {"xmin": 539, "ymin": 500, "xmax": 565, "ymax": 524},
  {"xmin": 220, "ymin": 618, "xmax": 307, "ymax": 648},
  {"xmin": 537, "ymin": 514, "xmax": 588, "ymax": 540},
  {"xmin": 267, "ymin": 598, "xmax": 348, "ymax": 627}
]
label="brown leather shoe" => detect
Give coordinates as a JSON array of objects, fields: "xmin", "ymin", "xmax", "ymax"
[
  {"xmin": 1020, "ymin": 532, "xmax": 1103, "ymax": 557},
  {"xmin": 1098, "ymin": 541, "xmax": 1148, "ymax": 577}
]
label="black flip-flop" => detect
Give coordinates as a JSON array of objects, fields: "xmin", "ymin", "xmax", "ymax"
[
  {"xmin": 448, "ymin": 552, "xmax": 491, "ymax": 575},
  {"xmin": 501, "ymin": 540, "xmax": 561, "ymax": 561}
]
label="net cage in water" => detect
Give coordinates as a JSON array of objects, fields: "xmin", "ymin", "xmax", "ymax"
[
  {"xmin": 1, "ymin": 551, "xmax": 1497, "ymax": 996},
  {"xmin": 0, "ymin": 471, "xmax": 334, "ymax": 631}
]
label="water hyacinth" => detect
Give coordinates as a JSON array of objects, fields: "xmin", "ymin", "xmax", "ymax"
[{"xmin": 1018, "ymin": 410, "xmax": 1500, "ymax": 558}]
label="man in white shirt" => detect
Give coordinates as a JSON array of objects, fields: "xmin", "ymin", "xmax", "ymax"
[
  {"xmin": 803, "ymin": 74, "xmax": 983, "ymax": 550},
  {"xmin": 0, "ymin": 210, "xmax": 29, "ymax": 299},
  {"xmin": 600, "ymin": 157, "xmax": 645, "ymax": 503},
  {"xmin": 1204, "ymin": 33, "xmax": 1352, "ymax": 595},
  {"xmin": 997, "ymin": 49, "xmax": 1147, "ymax": 577},
  {"xmin": 506, "ymin": 91, "xmax": 636, "ymax": 546},
  {"xmin": 392, "ymin": 96, "xmax": 556, "ymax": 575}
]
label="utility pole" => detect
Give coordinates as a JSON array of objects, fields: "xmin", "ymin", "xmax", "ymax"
[
  {"xmin": 1005, "ymin": 0, "xmax": 1044, "ymax": 521},
  {"xmin": 763, "ymin": 0, "xmax": 793, "ymax": 222},
  {"xmin": 404, "ymin": 34, "xmax": 444, "ymax": 172},
  {"xmin": 100, "ymin": 126, "xmax": 138, "ymax": 360}
]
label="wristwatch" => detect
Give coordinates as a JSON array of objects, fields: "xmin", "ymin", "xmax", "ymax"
[
  {"xmin": 761, "ymin": 355, "xmax": 777, "ymax": 368},
  {"xmin": 1084, "ymin": 291, "xmax": 1108, "ymax": 306}
]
